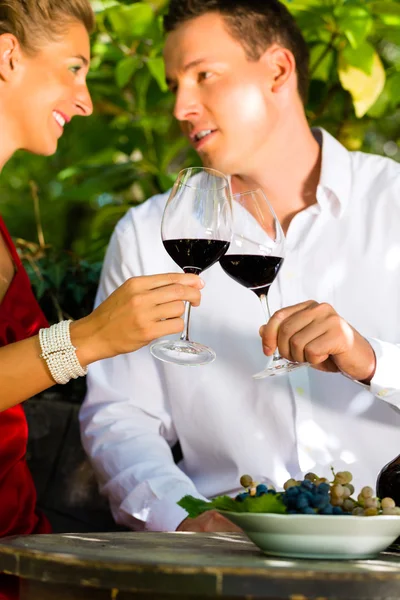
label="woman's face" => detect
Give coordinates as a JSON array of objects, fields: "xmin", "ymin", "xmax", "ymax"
[{"xmin": 3, "ymin": 20, "xmax": 93, "ymax": 156}]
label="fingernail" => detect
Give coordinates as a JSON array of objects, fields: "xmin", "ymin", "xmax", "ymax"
[
  {"xmin": 263, "ymin": 346, "xmax": 273, "ymax": 356},
  {"xmin": 199, "ymin": 278, "xmax": 205, "ymax": 288}
]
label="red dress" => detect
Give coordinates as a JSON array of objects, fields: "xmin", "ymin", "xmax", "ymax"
[{"xmin": 0, "ymin": 216, "xmax": 51, "ymax": 599}]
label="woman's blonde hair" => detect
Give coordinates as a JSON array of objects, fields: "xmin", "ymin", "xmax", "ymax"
[{"xmin": 0, "ymin": 0, "xmax": 95, "ymax": 54}]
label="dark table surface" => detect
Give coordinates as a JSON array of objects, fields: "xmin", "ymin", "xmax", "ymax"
[{"xmin": 0, "ymin": 532, "xmax": 400, "ymax": 599}]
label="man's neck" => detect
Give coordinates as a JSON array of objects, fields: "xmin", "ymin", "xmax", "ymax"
[{"xmin": 231, "ymin": 123, "xmax": 322, "ymax": 234}]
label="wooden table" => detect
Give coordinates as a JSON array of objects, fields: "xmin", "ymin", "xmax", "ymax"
[{"xmin": 0, "ymin": 532, "xmax": 400, "ymax": 599}]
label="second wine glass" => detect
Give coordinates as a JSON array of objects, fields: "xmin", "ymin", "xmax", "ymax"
[
  {"xmin": 219, "ymin": 188, "xmax": 308, "ymax": 378},
  {"xmin": 150, "ymin": 167, "xmax": 232, "ymax": 366}
]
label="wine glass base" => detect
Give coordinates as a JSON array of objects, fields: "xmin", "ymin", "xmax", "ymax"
[
  {"xmin": 253, "ymin": 357, "xmax": 308, "ymax": 379},
  {"xmin": 150, "ymin": 339, "xmax": 216, "ymax": 366}
]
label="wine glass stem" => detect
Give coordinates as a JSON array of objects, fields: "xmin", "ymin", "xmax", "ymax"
[
  {"xmin": 259, "ymin": 293, "xmax": 280, "ymax": 361},
  {"xmin": 180, "ymin": 301, "xmax": 192, "ymax": 342}
]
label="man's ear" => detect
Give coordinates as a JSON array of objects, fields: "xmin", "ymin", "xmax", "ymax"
[
  {"xmin": 0, "ymin": 34, "xmax": 22, "ymax": 82},
  {"xmin": 260, "ymin": 44, "xmax": 296, "ymax": 95}
]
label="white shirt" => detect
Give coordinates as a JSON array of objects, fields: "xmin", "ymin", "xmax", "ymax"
[{"xmin": 80, "ymin": 129, "xmax": 400, "ymax": 532}]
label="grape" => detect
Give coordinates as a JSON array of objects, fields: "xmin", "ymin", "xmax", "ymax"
[
  {"xmin": 235, "ymin": 492, "xmax": 249, "ymax": 502},
  {"xmin": 343, "ymin": 498, "xmax": 356, "ymax": 512},
  {"xmin": 364, "ymin": 497, "xmax": 379, "ymax": 509},
  {"xmin": 382, "ymin": 507, "xmax": 397, "ymax": 515},
  {"xmin": 360, "ymin": 486, "xmax": 374, "ymax": 499},
  {"xmin": 238, "ymin": 469, "xmax": 400, "ymax": 518},
  {"xmin": 364, "ymin": 507, "xmax": 379, "ymax": 516},
  {"xmin": 331, "ymin": 496, "xmax": 344, "ymax": 507},
  {"xmin": 334, "ymin": 471, "xmax": 353, "ymax": 485},
  {"xmin": 315, "ymin": 477, "xmax": 329, "ymax": 486},
  {"xmin": 283, "ymin": 478, "xmax": 298, "ymax": 490},
  {"xmin": 381, "ymin": 497, "xmax": 396, "ymax": 509},
  {"xmin": 332, "ymin": 506, "xmax": 344, "ymax": 515},
  {"xmin": 352, "ymin": 507, "xmax": 364, "ymax": 516},
  {"xmin": 331, "ymin": 484, "xmax": 344, "ymax": 498},
  {"xmin": 240, "ymin": 474, "xmax": 253, "ymax": 488},
  {"xmin": 342, "ymin": 486, "xmax": 351, "ymax": 499},
  {"xmin": 256, "ymin": 484, "xmax": 269, "ymax": 496},
  {"xmin": 317, "ymin": 482, "xmax": 330, "ymax": 494}
]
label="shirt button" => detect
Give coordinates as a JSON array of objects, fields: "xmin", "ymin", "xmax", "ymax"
[
  {"xmin": 296, "ymin": 387, "xmax": 305, "ymax": 396},
  {"xmin": 378, "ymin": 390, "xmax": 388, "ymax": 398}
]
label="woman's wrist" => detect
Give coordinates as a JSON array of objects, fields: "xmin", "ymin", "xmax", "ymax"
[{"xmin": 70, "ymin": 317, "xmax": 101, "ymax": 367}]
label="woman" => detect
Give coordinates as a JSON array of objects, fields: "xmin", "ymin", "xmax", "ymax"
[{"xmin": 0, "ymin": 0, "xmax": 202, "ymax": 545}]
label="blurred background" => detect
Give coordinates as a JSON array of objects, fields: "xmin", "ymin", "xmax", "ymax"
[{"xmin": 1, "ymin": 0, "xmax": 400, "ymax": 323}]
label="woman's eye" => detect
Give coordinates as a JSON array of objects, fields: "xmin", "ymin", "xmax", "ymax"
[
  {"xmin": 69, "ymin": 65, "xmax": 82, "ymax": 74},
  {"xmin": 199, "ymin": 71, "xmax": 213, "ymax": 82}
]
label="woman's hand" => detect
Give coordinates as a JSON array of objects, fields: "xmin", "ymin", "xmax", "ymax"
[{"xmin": 71, "ymin": 273, "xmax": 204, "ymax": 365}]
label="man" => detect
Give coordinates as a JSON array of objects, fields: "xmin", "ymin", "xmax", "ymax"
[{"xmin": 80, "ymin": 0, "xmax": 400, "ymax": 533}]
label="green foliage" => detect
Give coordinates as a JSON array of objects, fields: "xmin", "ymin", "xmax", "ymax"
[
  {"xmin": 1, "ymin": 0, "xmax": 399, "ymax": 322},
  {"xmin": 178, "ymin": 493, "xmax": 287, "ymax": 518}
]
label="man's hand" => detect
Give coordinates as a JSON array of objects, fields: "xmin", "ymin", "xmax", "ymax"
[
  {"xmin": 177, "ymin": 510, "xmax": 242, "ymax": 532},
  {"xmin": 260, "ymin": 300, "xmax": 376, "ymax": 383}
]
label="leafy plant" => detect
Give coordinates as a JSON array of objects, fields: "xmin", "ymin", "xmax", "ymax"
[
  {"xmin": 178, "ymin": 493, "xmax": 287, "ymax": 518},
  {"xmin": 1, "ymin": 0, "xmax": 399, "ymax": 323}
]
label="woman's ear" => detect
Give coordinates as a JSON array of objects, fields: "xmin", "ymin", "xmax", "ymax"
[{"xmin": 0, "ymin": 34, "xmax": 21, "ymax": 82}]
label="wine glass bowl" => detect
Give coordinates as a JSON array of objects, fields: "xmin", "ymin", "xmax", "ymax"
[
  {"xmin": 150, "ymin": 167, "xmax": 232, "ymax": 366},
  {"xmin": 219, "ymin": 188, "xmax": 307, "ymax": 378}
]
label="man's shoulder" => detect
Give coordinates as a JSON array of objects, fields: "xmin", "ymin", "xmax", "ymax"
[
  {"xmin": 350, "ymin": 149, "xmax": 400, "ymax": 189},
  {"xmin": 114, "ymin": 191, "xmax": 169, "ymax": 240}
]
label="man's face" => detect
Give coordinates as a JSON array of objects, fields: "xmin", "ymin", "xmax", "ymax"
[{"xmin": 164, "ymin": 12, "xmax": 281, "ymax": 176}]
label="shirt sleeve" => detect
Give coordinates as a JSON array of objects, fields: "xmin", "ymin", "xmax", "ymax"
[
  {"xmin": 79, "ymin": 217, "xmax": 206, "ymax": 532},
  {"xmin": 364, "ymin": 337, "xmax": 400, "ymax": 410}
]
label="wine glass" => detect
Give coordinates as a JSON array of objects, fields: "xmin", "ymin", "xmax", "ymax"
[
  {"xmin": 150, "ymin": 167, "xmax": 232, "ymax": 366},
  {"xmin": 219, "ymin": 188, "xmax": 308, "ymax": 378}
]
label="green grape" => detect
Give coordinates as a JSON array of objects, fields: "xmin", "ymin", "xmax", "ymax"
[
  {"xmin": 315, "ymin": 477, "xmax": 329, "ymax": 486},
  {"xmin": 352, "ymin": 507, "xmax": 364, "ymax": 516},
  {"xmin": 381, "ymin": 497, "xmax": 396, "ymax": 509},
  {"xmin": 304, "ymin": 472, "xmax": 318, "ymax": 482},
  {"xmin": 360, "ymin": 486, "xmax": 374, "ymax": 499},
  {"xmin": 344, "ymin": 483, "xmax": 355, "ymax": 495},
  {"xmin": 343, "ymin": 498, "xmax": 356, "ymax": 512},
  {"xmin": 240, "ymin": 474, "xmax": 253, "ymax": 488},
  {"xmin": 364, "ymin": 497, "xmax": 379, "ymax": 509},
  {"xmin": 331, "ymin": 484, "xmax": 344, "ymax": 498},
  {"xmin": 283, "ymin": 478, "xmax": 298, "ymax": 490},
  {"xmin": 382, "ymin": 507, "xmax": 397, "ymax": 515},
  {"xmin": 333, "ymin": 471, "xmax": 353, "ymax": 485},
  {"xmin": 364, "ymin": 507, "xmax": 379, "ymax": 516},
  {"xmin": 331, "ymin": 496, "xmax": 344, "ymax": 507},
  {"xmin": 342, "ymin": 486, "xmax": 351, "ymax": 499}
]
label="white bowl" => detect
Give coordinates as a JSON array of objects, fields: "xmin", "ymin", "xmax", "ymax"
[{"xmin": 219, "ymin": 511, "xmax": 400, "ymax": 559}]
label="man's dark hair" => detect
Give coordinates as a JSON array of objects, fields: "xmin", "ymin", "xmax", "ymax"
[{"xmin": 164, "ymin": 0, "xmax": 309, "ymax": 105}]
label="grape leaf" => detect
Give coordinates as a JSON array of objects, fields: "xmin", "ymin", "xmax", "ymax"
[{"xmin": 178, "ymin": 493, "xmax": 286, "ymax": 518}]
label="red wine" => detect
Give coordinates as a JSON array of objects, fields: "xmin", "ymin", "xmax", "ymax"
[
  {"xmin": 219, "ymin": 255, "xmax": 283, "ymax": 297},
  {"xmin": 163, "ymin": 239, "xmax": 230, "ymax": 274}
]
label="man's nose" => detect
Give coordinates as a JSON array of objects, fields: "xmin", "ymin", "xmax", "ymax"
[{"xmin": 173, "ymin": 86, "xmax": 201, "ymax": 122}]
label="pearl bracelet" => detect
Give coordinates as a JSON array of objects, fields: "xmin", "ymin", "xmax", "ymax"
[{"xmin": 39, "ymin": 320, "xmax": 88, "ymax": 385}]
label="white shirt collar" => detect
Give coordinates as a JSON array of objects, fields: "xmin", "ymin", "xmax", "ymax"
[{"xmin": 313, "ymin": 127, "xmax": 352, "ymax": 218}]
